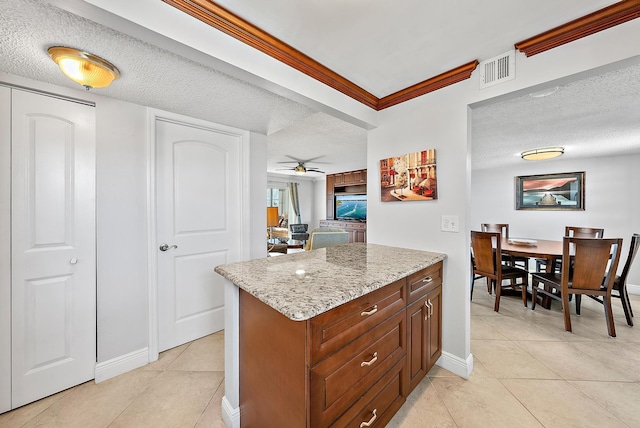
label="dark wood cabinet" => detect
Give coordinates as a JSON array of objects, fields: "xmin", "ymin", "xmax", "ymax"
[
  {"xmin": 334, "ymin": 173, "xmax": 344, "ymax": 185},
  {"xmin": 405, "ymin": 263, "xmax": 443, "ymax": 393},
  {"xmin": 326, "ymin": 174, "xmax": 335, "ymax": 195},
  {"xmin": 239, "ymin": 261, "xmax": 443, "ymax": 427},
  {"xmin": 326, "ymin": 197, "xmax": 334, "ymax": 220}
]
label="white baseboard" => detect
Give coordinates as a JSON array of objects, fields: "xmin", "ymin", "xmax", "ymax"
[
  {"xmin": 627, "ymin": 283, "xmax": 639, "ymax": 295},
  {"xmin": 222, "ymin": 395, "xmax": 240, "ymax": 428},
  {"xmin": 94, "ymin": 347, "xmax": 149, "ymax": 383},
  {"xmin": 436, "ymin": 351, "xmax": 474, "ymax": 380}
]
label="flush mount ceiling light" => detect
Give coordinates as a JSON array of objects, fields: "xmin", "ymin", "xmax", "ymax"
[
  {"xmin": 529, "ymin": 86, "xmax": 559, "ymax": 98},
  {"xmin": 521, "ymin": 147, "xmax": 564, "ymax": 161},
  {"xmin": 48, "ymin": 46, "xmax": 120, "ymax": 90},
  {"xmin": 294, "ymin": 164, "xmax": 307, "ymax": 174}
]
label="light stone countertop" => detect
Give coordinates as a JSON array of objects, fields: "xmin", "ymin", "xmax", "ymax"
[{"xmin": 214, "ymin": 243, "xmax": 446, "ymax": 321}]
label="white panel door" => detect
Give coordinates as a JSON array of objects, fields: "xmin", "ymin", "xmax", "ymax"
[
  {"xmin": 156, "ymin": 119, "xmax": 241, "ymax": 352},
  {"xmin": 11, "ymin": 90, "xmax": 96, "ymax": 408}
]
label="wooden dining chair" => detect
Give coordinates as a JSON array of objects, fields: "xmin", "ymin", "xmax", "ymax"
[
  {"xmin": 577, "ymin": 233, "xmax": 639, "ymax": 326},
  {"xmin": 531, "ymin": 236, "xmax": 623, "ymax": 337},
  {"xmin": 481, "ymin": 223, "xmax": 528, "ymax": 269},
  {"xmin": 535, "ymin": 226, "xmax": 605, "ymax": 272},
  {"xmin": 471, "ymin": 231, "xmax": 529, "ymax": 312}
]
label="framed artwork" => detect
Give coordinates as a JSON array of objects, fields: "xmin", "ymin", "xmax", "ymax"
[
  {"xmin": 515, "ymin": 171, "xmax": 585, "ymax": 210},
  {"xmin": 380, "ymin": 149, "xmax": 437, "ymax": 202}
]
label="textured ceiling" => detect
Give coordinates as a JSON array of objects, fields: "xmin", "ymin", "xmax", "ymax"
[
  {"xmin": 1, "ymin": 0, "xmax": 638, "ymax": 177},
  {"xmin": 472, "ymin": 62, "xmax": 640, "ymax": 170}
]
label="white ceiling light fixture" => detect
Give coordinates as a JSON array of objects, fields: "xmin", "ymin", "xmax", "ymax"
[
  {"xmin": 48, "ymin": 46, "xmax": 120, "ymax": 90},
  {"xmin": 529, "ymin": 86, "xmax": 559, "ymax": 98},
  {"xmin": 521, "ymin": 147, "xmax": 564, "ymax": 161}
]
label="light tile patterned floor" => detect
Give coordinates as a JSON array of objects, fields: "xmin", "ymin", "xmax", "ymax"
[{"xmin": 2, "ymin": 283, "xmax": 640, "ymax": 427}]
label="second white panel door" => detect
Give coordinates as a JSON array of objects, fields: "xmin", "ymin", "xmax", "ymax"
[{"xmin": 156, "ymin": 118, "xmax": 241, "ymax": 352}]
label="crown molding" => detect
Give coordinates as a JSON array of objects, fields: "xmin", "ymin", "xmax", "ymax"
[
  {"xmin": 163, "ymin": 0, "xmax": 479, "ymax": 111},
  {"xmin": 515, "ymin": 0, "xmax": 640, "ymax": 57},
  {"xmin": 162, "ymin": 0, "xmax": 378, "ymax": 109},
  {"xmin": 165, "ymin": 0, "xmax": 638, "ymax": 111},
  {"xmin": 377, "ymin": 60, "xmax": 479, "ymax": 110}
]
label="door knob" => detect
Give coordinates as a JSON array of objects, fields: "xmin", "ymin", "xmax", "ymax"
[
  {"xmin": 69, "ymin": 258, "xmax": 78, "ymax": 264},
  {"xmin": 159, "ymin": 243, "xmax": 178, "ymax": 251}
]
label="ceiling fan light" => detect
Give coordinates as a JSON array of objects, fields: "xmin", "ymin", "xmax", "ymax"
[
  {"xmin": 48, "ymin": 46, "xmax": 120, "ymax": 90},
  {"xmin": 294, "ymin": 164, "xmax": 306, "ymax": 174},
  {"xmin": 521, "ymin": 147, "xmax": 564, "ymax": 161}
]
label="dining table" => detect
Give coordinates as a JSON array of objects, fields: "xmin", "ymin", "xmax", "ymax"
[{"xmin": 499, "ymin": 237, "xmax": 565, "ymax": 309}]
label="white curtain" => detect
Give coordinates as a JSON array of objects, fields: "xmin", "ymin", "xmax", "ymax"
[{"xmin": 289, "ymin": 182, "xmax": 301, "ymax": 224}]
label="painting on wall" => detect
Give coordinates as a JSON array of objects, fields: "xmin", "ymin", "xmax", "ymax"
[
  {"xmin": 515, "ymin": 171, "xmax": 585, "ymax": 210},
  {"xmin": 380, "ymin": 149, "xmax": 437, "ymax": 202}
]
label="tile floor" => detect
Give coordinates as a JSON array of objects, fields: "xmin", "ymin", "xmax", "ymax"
[{"xmin": 2, "ymin": 282, "xmax": 640, "ymax": 427}]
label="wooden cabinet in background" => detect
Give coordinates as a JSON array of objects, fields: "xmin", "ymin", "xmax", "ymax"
[
  {"xmin": 326, "ymin": 174, "xmax": 335, "ymax": 195},
  {"xmin": 324, "ymin": 168, "xmax": 367, "ymax": 224}
]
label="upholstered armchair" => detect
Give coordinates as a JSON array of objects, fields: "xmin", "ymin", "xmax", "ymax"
[
  {"xmin": 290, "ymin": 224, "xmax": 309, "ymax": 242},
  {"xmin": 306, "ymin": 227, "xmax": 349, "ymax": 251}
]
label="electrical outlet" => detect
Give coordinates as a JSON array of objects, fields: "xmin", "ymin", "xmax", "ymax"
[{"xmin": 441, "ymin": 215, "xmax": 459, "ymax": 233}]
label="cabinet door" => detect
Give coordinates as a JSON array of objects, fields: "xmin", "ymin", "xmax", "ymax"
[
  {"xmin": 326, "ymin": 197, "xmax": 334, "ymax": 220},
  {"xmin": 426, "ymin": 286, "xmax": 442, "ymax": 371},
  {"xmin": 326, "ymin": 174, "xmax": 335, "ymax": 195},
  {"xmin": 406, "ymin": 298, "xmax": 428, "ymax": 393},
  {"xmin": 343, "ymin": 172, "xmax": 353, "ymax": 184},
  {"xmin": 355, "ymin": 230, "xmax": 366, "ymax": 243},
  {"xmin": 334, "ymin": 173, "xmax": 344, "ymax": 185},
  {"xmin": 405, "ymin": 284, "xmax": 441, "ymax": 393},
  {"xmin": 352, "ymin": 170, "xmax": 362, "ymax": 183}
]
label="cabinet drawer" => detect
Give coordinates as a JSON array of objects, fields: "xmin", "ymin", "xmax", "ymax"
[
  {"xmin": 310, "ymin": 279, "xmax": 406, "ymax": 365},
  {"xmin": 407, "ymin": 262, "xmax": 442, "ymax": 303},
  {"xmin": 310, "ymin": 310, "xmax": 405, "ymax": 426},
  {"xmin": 330, "ymin": 358, "xmax": 405, "ymax": 428},
  {"xmin": 347, "ymin": 222, "xmax": 366, "ymax": 230}
]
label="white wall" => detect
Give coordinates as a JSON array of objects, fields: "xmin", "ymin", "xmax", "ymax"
[
  {"xmin": 368, "ymin": 19, "xmax": 640, "ymax": 374},
  {"xmin": 95, "ymin": 98, "xmax": 149, "ymax": 361},
  {"xmin": 471, "ymin": 154, "xmax": 640, "ymax": 286}
]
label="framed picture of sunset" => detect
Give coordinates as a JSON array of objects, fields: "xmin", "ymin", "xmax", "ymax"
[{"xmin": 515, "ymin": 172, "xmax": 585, "ymax": 210}]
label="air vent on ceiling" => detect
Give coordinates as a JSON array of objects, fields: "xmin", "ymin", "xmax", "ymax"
[{"xmin": 479, "ymin": 50, "xmax": 515, "ymax": 89}]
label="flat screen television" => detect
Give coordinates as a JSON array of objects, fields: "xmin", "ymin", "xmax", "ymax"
[{"xmin": 335, "ymin": 194, "xmax": 366, "ymax": 221}]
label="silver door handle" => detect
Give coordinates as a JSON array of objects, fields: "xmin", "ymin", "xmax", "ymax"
[{"xmin": 159, "ymin": 243, "xmax": 178, "ymax": 251}]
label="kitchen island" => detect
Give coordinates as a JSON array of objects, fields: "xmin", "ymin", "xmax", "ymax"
[{"xmin": 215, "ymin": 243, "xmax": 445, "ymax": 427}]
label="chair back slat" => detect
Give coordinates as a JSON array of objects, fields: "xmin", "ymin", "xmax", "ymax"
[
  {"xmin": 471, "ymin": 231, "xmax": 499, "ymax": 276},
  {"xmin": 564, "ymin": 237, "xmax": 622, "ymax": 292},
  {"xmin": 565, "ymin": 226, "xmax": 604, "ymax": 238}
]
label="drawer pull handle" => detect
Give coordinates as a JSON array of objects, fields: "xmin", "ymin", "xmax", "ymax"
[
  {"xmin": 360, "ymin": 352, "xmax": 378, "ymax": 367},
  {"xmin": 424, "ymin": 300, "xmax": 430, "ymax": 320},
  {"xmin": 360, "ymin": 305, "xmax": 378, "ymax": 316},
  {"xmin": 360, "ymin": 409, "xmax": 377, "ymax": 427},
  {"xmin": 422, "ymin": 276, "xmax": 433, "ymax": 283}
]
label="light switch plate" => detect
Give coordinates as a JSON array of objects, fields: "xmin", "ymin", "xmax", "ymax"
[{"xmin": 441, "ymin": 215, "xmax": 459, "ymax": 233}]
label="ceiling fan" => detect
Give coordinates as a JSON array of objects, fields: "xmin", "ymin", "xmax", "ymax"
[{"xmin": 276, "ymin": 156, "xmax": 329, "ymax": 174}]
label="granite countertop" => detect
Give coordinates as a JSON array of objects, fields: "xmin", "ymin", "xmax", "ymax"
[{"xmin": 214, "ymin": 243, "xmax": 446, "ymax": 321}]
